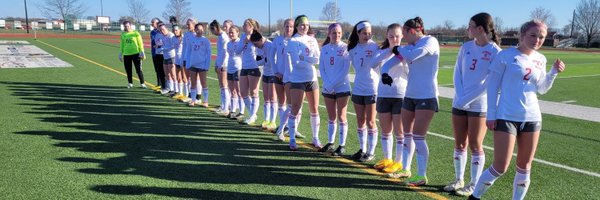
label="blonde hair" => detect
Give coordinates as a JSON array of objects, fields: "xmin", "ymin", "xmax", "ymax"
[{"xmin": 520, "ymin": 19, "xmax": 547, "ymax": 35}]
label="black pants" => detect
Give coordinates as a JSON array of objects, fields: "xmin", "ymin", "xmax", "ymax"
[
  {"xmin": 124, "ymin": 54, "xmax": 145, "ymax": 84},
  {"xmin": 152, "ymin": 54, "xmax": 166, "ymax": 88}
]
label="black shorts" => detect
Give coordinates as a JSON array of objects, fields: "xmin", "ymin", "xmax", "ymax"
[
  {"xmin": 227, "ymin": 71, "xmax": 240, "ymax": 81},
  {"xmin": 273, "ymin": 76, "xmax": 284, "ymax": 85},
  {"xmin": 163, "ymin": 58, "xmax": 174, "ymax": 65},
  {"xmin": 495, "ymin": 119, "xmax": 541, "ymax": 135},
  {"xmin": 290, "ymin": 81, "xmax": 319, "ymax": 92},
  {"xmin": 452, "ymin": 108, "xmax": 486, "ymax": 117},
  {"xmin": 189, "ymin": 67, "xmax": 208, "ymax": 73},
  {"xmin": 175, "ymin": 64, "xmax": 182, "ymax": 69},
  {"xmin": 262, "ymin": 75, "xmax": 275, "ymax": 84},
  {"xmin": 376, "ymin": 97, "xmax": 403, "ymax": 114},
  {"xmin": 240, "ymin": 68, "xmax": 262, "ymax": 77},
  {"xmin": 351, "ymin": 94, "xmax": 376, "ymax": 105},
  {"xmin": 402, "ymin": 97, "xmax": 439, "ymax": 112},
  {"xmin": 322, "ymin": 91, "xmax": 351, "ymax": 99}
]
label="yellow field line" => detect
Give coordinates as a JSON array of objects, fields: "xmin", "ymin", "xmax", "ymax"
[{"xmin": 36, "ymin": 39, "xmax": 448, "ymax": 200}]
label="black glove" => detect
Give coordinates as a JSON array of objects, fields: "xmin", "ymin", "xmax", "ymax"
[
  {"xmin": 256, "ymin": 55, "xmax": 263, "ymax": 61},
  {"xmin": 381, "ymin": 73, "xmax": 393, "ymax": 86},
  {"xmin": 392, "ymin": 46, "xmax": 400, "ymax": 56},
  {"xmin": 264, "ymin": 57, "xmax": 268, "ymax": 63}
]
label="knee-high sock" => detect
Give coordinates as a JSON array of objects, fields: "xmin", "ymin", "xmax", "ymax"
[
  {"xmin": 394, "ymin": 136, "xmax": 404, "ymax": 163},
  {"xmin": 513, "ymin": 167, "xmax": 531, "ymax": 200},
  {"xmin": 414, "ymin": 134, "xmax": 429, "ymax": 177},
  {"xmin": 357, "ymin": 127, "xmax": 367, "ymax": 151},
  {"xmin": 220, "ymin": 88, "xmax": 226, "ymax": 110},
  {"xmin": 327, "ymin": 120, "xmax": 337, "ymax": 144},
  {"xmin": 288, "ymin": 114, "xmax": 298, "ymax": 144},
  {"xmin": 167, "ymin": 80, "xmax": 174, "ymax": 91},
  {"xmin": 196, "ymin": 80, "xmax": 201, "ymax": 93},
  {"xmin": 182, "ymin": 83, "xmax": 189, "ymax": 97},
  {"xmin": 202, "ymin": 88, "xmax": 209, "ymax": 103},
  {"xmin": 402, "ymin": 133, "xmax": 415, "ymax": 171},
  {"xmin": 310, "ymin": 113, "xmax": 320, "ymax": 142},
  {"xmin": 472, "ymin": 166, "xmax": 504, "ymax": 198},
  {"xmin": 367, "ymin": 128, "xmax": 378, "ymax": 155},
  {"xmin": 243, "ymin": 96, "xmax": 251, "ymax": 115},
  {"xmin": 470, "ymin": 151, "xmax": 485, "ymax": 186},
  {"xmin": 177, "ymin": 82, "xmax": 183, "ymax": 94},
  {"xmin": 238, "ymin": 97, "xmax": 245, "ymax": 114},
  {"xmin": 231, "ymin": 97, "xmax": 238, "ymax": 112},
  {"xmin": 454, "ymin": 148, "xmax": 467, "ymax": 181},
  {"xmin": 381, "ymin": 134, "xmax": 393, "ymax": 160},
  {"xmin": 251, "ymin": 96, "xmax": 260, "ymax": 117},
  {"xmin": 277, "ymin": 105, "xmax": 289, "ymax": 133},
  {"xmin": 339, "ymin": 121, "xmax": 348, "ymax": 146},
  {"xmin": 222, "ymin": 88, "xmax": 230, "ymax": 112},
  {"xmin": 264, "ymin": 101, "xmax": 271, "ymax": 121},
  {"xmin": 270, "ymin": 101, "xmax": 278, "ymax": 122},
  {"xmin": 190, "ymin": 88, "xmax": 197, "ymax": 103}
]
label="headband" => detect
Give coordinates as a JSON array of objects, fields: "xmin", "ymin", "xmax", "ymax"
[
  {"xmin": 357, "ymin": 21, "xmax": 371, "ymax": 31},
  {"xmin": 296, "ymin": 16, "xmax": 309, "ymax": 25},
  {"xmin": 328, "ymin": 23, "xmax": 342, "ymax": 32}
]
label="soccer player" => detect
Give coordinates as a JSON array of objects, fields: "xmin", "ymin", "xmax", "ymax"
[
  {"xmin": 185, "ymin": 23, "xmax": 212, "ymax": 107},
  {"xmin": 347, "ymin": 21, "xmax": 380, "ymax": 162},
  {"xmin": 172, "ymin": 25, "xmax": 186, "ymax": 100},
  {"xmin": 156, "ymin": 23, "xmax": 177, "ymax": 96},
  {"xmin": 118, "ymin": 20, "xmax": 146, "ymax": 89},
  {"xmin": 226, "ymin": 26, "xmax": 244, "ymax": 119},
  {"xmin": 387, "ymin": 17, "xmax": 440, "ymax": 186},
  {"xmin": 443, "ymin": 13, "xmax": 501, "ymax": 197},
  {"xmin": 210, "ymin": 20, "xmax": 231, "ymax": 115},
  {"xmin": 179, "ymin": 18, "xmax": 198, "ymax": 103},
  {"xmin": 236, "ymin": 19, "xmax": 262, "ymax": 125},
  {"xmin": 469, "ymin": 20, "xmax": 565, "ymax": 200},
  {"xmin": 250, "ymin": 31, "xmax": 278, "ymax": 131},
  {"xmin": 286, "ymin": 15, "xmax": 321, "ymax": 151},
  {"xmin": 317, "ymin": 23, "xmax": 351, "ymax": 156},
  {"xmin": 150, "ymin": 18, "xmax": 166, "ymax": 92},
  {"xmin": 371, "ymin": 23, "xmax": 408, "ymax": 174}
]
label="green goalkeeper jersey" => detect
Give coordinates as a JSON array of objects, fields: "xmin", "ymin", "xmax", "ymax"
[{"xmin": 120, "ymin": 30, "xmax": 144, "ymax": 56}]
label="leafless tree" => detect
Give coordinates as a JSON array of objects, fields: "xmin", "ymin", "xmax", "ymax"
[
  {"xmin": 530, "ymin": 6, "xmax": 556, "ymax": 29},
  {"xmin": 574, "ymin": 0, "xmax": 600, "ymax": 48},
  {"xmin": 443, "ymin": 20, "xmax": 454, "ymax": 31},
  {"xmin": 493, "ymin": 16, "xmax": 504, "ymax": 35},
  {"xmin": 127, "ymin": 0, "xmax": 150, "ymax": 25},
  {"xmin": 320, "ymin": 1, "xmax": 341, "ymax": 22},
  {"xmin": 37, "ymin": 0, "xmax": 87, "ymax": 32},
  {"xmin": 162, "ymin": 0, "xmax": 192, "ymax": 26}
]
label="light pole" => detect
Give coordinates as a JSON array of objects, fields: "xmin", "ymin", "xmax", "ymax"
[
  {"xmin": 101, "ymin": 0, "xmax": 104, "ymax": 16},
  {"xmin": 24, "ymin": 0, "xmax": 29, "ymax": 33}
]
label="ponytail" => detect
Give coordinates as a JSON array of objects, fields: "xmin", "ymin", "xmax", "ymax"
[
  {"xmin": 490, "ymin": 28, "xmax": 500, "ymax": 44},
  {"xmin": 404, "ymin": 17, "xmax": 425, "ymax": 35},
  {"xmin": 471, "ymin": 12, "xmax": 501, "ymax": 44}
]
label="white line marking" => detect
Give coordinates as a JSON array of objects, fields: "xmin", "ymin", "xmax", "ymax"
[{"xmin": 557, "ymin": 74, "xmax": 600, "ymax": 79}]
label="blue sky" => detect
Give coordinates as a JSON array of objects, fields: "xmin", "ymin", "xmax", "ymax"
[{"xmin": 2, "ymin": 0, "xmax": 577, "ymax": 29}]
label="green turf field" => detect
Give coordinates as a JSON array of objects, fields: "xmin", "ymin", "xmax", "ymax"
[{"xmin": 1, "ymin": 38, "xmax": 599, "ymax": 199}]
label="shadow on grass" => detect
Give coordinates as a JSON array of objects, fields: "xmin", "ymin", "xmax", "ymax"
[{"xmin": 4, "ymin": 81, "xmax": 424, "ymax": 198}]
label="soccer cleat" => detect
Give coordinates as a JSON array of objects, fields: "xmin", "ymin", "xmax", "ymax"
[
  {"xmin": 443, "ymin": 179, "xmax": 464, "ymax": 192},
  {"xmin": 351, "ymin": 149, "xmax": 365, "ymax": 161},
  {"xmin": 359, "ymin": 154, "xmax": 375, "ymax": 162},
  {"xmin": 386, "ymin": 169, "xmax": 412, "ymax": 179},
  {"xmin": 228, "ymin": 112, "xmax": 237, "ymax": 119},
  {"xmin": 244, "ymin": 116, "xmax": 257, "ymax": 126},
  {"xmin": 261, "ymin": 121, "xmax": 269, "ymax": 129},
  {"xmin": 331, "ymin": 146, "xmax": 345, "ymax": 157},
  {"xmin": 276, "ymin": 132, "xmax": 286, "ymax": 141},
  {"xmin": 406, "ymin": 175, "xmax": 428, "ymax": 186},
  {"xmin": 140, "ymin": 83, "xmax": 147, "ymax": 88},
  {"xmin": 455, "ymin": 184, "xmax": 474, "ymax": 197},
  {"xmin": 160, "ymin": 89, "xmax": 170, "ymax": 95},
  {"xmin": 382, "ymin": 162, "xmax": 403, "ymax": 173},
  {"xmin": 267, "ymin": 121, "xmax": 277, "ymax": 131},
  {"xmin": 374, "ymin": 159, "xmax": 394, "ymax": 170},
  {"xmin": 127, "ymin": 83, "xmax": 133, "ymax": 88},
  {"xmin": 180, "ymin": 97, "xmax": 192, "ymax": 103},
  {"xmin": 318, "ymin": 143, "xmax": 335, "ymax": 153},
  {"xmin": 235, "ymin": 113, "xmax": 245, "ymax": 121},
  {"xmin": 294, "ymin": 132, "xmax": 306, "ymax": 139},
  {"xmin": 312, "ymin": 139, "xmax": 322, "ymax": 149}
]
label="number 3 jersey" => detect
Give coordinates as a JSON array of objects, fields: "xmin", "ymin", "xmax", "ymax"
[
  {"xmin": 453, "ymin": 40, "xmax": 501, "ymax": 112},
  {"xmin": 487, "ymin": 47, "xmax": 558, "ymax": 122}
]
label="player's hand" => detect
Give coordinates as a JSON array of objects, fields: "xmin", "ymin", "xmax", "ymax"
[
  {"xmin": 139, "ymin": 52, "xmax": 145, "ymax": 60},
  {"xmin": 381, "ymin": 73, "xmax": 393, "ymax": 86},
  {"xmin": 118, "ymin": 53, "xmax": 123, "ymax": 62},
  {"xmin": 553, "ymin": 58, "xmax": 565, "ymax": 73},
  {"xmin": 486, "ymin": 120, "xmax": 496, "ymax": 131}
]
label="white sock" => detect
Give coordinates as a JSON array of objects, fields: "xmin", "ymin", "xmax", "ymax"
[
  {"xmin": 339, "ymin": 121, "xmax": 348, "ymax": 146},
  {"xmin": 243, "ymin": 97, "xmax": 251, "ymax": 116},
  {"xmin": 270, "ymin": 101, "xmax": 278, "ymax": 122},
  {"xmin": 202, "ymin": 88, "xmax": 209, "ymax": 103},
  {"xmin": 454, "ymin": 148, "xmax": 467, "ymax": 181},
  {"xmin": 327, "ymin": 120, "xmax": 337, "ymax": 144},
  {"xmin": 251, "ymin": 96, "xmax": 260, "ymax": 117},
  {"xmin": 177, "ymin": 82, "xmax": 183, "ymax": 94},
  {"xmin": 220, "ymin": 88, "xmax": 226, "ymax": 110},
  {"xmin": 394, "ymin": 136, "xmax": 404, "ymax": 163},
  {"xmin": 167, "ymin": 80, "xmax": 174, "ymax": 91},
  {"xmin": 367, "ymin": 128, "xmax": 378, "ymax": 155},
  {"xmin": 471, "ymin": 151, "xmax": 485, "ymax": 186},
  {"xmin": 414, "ymin": 135, "xmax": 429, "ymax": 177},
  {"xmin": 310, "ymin": 113, "xmax": 320, "ymax": 141},
  {"xmin": 239, "ymin": 97, "xmax": 246, "ymax": 114},
  {"xmin": 357, "ymin": 127, "xmax": 367, "ymax": 151},
  {"xmin": 222, "ymin": 88, "xmax": 230, "ymax": 112},
  {"xmin": 381, "ymin": 134, "xmax": 393, "ymax": 160},
  {"xmin": 513, "ymin": 167, "xmax": 531, "ymax": 200},
  {"xmin": 277, "ymin": 105, "xmax": 288, "ymax": 133},
  {"xmin": 231, "ymin": 97, "xmax": 238, "ymax": 112},
  {"xmin": 183, "ymin": 83, "xmax": 189, "ymax": 97},
  {"xmin": 402, "ymin": 133, "xmax": 415, "ymax": 171},
  {"xmin": 288, "ymin": 114, "xmax": 297, "ymax": 144},
  {"xmin": 196, "ymin": 80, "xmax": 201, "ymax": 93},
  {"xmin": 473, "ymin": 166, "xmax": 503, "ymax": 198},
  {"xmin": 264, "ymin": 101, "xmax": 271, "ymax": 121},
  {"xmin": 190, "ymin": 89, "xmax": 197, "ymax": 103}
]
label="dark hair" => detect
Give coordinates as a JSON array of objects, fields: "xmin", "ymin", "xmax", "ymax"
[
  {"xmin": 122, "ymin": 20, "xmax": 131, "ymax": 26},
  {"xmin": 347, "ymin": 20, "xmax": 368, "ymax": 51},
  {"xmin": 194, "ymin": 23, "xmax": 204, "ymax": 30},
  {"xmin": 157, "ymin": 22, "xmax": 166, "ymax": 28},
  {"xmin": 209, "ymin": 20, "xmax": 221, "ymax": 31},
  {"xmin": 404, "ymin": 17, "xmax": 426, "ymax": 35},
  {"xmin": 380, "ymin": 23, "xmax": 402, "ymax": 49},
  {"xmin": 292, "ymin": 15, "xmax": 313, "ymax": 36},
  {"xmin": 250, "ymin": 30, "xmax": 263, "ymax": 42},
  {"xmin": 169, "ymin": 16, "xmax": 178, "ymax": 26},
  {"xmin": 323, "ymin": 23, "xmax": 342, "ymax": 46},
  {"xmin": 471, "ymin": 12, "xmax": 500, "ymax": 44}
]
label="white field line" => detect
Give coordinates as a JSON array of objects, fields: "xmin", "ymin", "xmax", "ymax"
[
  {"xmin": 206, "ymin": 75, "xmax": 600, "ymax": 178},
  {"xmin": 557, "ymin": 74, "xmax": 600, "ymax": 79}
]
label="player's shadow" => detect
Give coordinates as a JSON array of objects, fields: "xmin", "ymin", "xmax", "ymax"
[{"xmin": 4, "ymin": 81, "xmax": 429, "ymax": 198}]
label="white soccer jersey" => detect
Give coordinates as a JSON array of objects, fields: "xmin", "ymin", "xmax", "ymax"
[
  {"xmin": 273, "ymin": 36, "xmax": 293, "ymax": 82},
  {"xmin": 175, "ymin": 37, "xmax": 183, "ymax": 66},
  {"xmin": 182, "ymin": 31, "xmax": 196, "ymax": 65},
  {"xmin": 349, "ymin": 40, "xmax": 380, "ymax": 96},
  {"xmin": 215, "ymin": 32, "xmax": 230, "ymax": 68},
  {"xmin": 159, "ymin": 32, "xmax": 177, "ymax": 59},
  {"xmin": 487, "ymin": 47, "xmax": 558, "ymax": 122},
  {"xmin": 319, "ymin": 42, "xmax": 351, "ymax": 94},
  {"xmin": 376, "ymin": 48, "xmax": 409, "ymax": 98},
  {"xmin": 153, "ymin": 33, "xmax": 166, "ymax": 55},
  {"xmin": 287, "ymin": 34, "xmax": 320, "ymax": 83},
  {"xmin": 185, "ymin": 36, "xmax": 211, "ymax": 70},
  {"xmin": 453, "ymin": 40, "xmax": 501, "ymax": 112},
  {"xmin": 226, "ymin": 38, "xmax": 242, "ymax": 73},
  {"xmin": 256, "ymin": 39, "xmax": 276, "ymax": 76},
  {"xmin": 235, "ymin": 33, "xmax": 259, "ymax": 70},
  {"xmin": 398, "ymin": 35, "xmax": 440, "ymax": 99}
]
